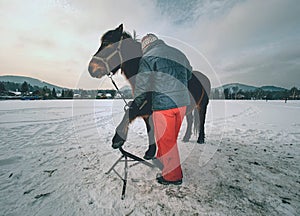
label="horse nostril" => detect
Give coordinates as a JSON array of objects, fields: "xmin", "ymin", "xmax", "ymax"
[
  {"xmin": 88, "ymin": 64, "xmax": 93, "ymax": 73},
  {"xmin": 88, "ymin": 65, "xmax": 96, "ymax": 76}
]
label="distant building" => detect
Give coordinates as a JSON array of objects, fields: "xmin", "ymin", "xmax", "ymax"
[
  {"xmin": 73, "ymin": 94, "xmax": 81, "ymax": 98},
  {"xmin": 236, "ymin": 94, "xmax": 245, "ymax": 99},
  {"xmin": 8, "ymin": 90, "xmax": 21, "ymax": 96},
  {"xmin": 96, "ymin": 93, "xmax": 110, "ymax": 99}
]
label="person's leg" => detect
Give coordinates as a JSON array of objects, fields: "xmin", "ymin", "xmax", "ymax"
[
  {"xmin": 152, "ymin": 111, "xmax": 166, "ymax": 160},
  {"xmin": 163, "ymin": 106, "xmax": 186, "ymax": 180},
  {"xmin": 153, "ymin": 107, "xmax": 186, "ymax": 182}
]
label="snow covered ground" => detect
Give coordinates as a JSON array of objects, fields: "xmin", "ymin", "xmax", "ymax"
[{"xmin": 0, "ymin": 99, "xmax": 299, "ymax": 215}]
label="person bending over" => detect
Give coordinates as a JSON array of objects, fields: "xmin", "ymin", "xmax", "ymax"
[{"xmin": 130, "ymin": 34, "xmax": 192, "ymax": 185}]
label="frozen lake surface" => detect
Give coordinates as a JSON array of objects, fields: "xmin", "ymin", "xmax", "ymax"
[{"xmin": 0, "ymin": 100, "xmax": 299, "ymax": 215}]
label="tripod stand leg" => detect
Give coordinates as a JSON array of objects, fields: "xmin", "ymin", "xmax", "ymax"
[
  {"xmin": 121, "ymin": 155, "xmax": 128, "ymax": 200},
  {"xmin": 106, "ymin": 147, "xmax": 159, "ymax": 199},
  {"xmin": 105, "ymin": 155, "xmax": 124, "ymax": 174}
]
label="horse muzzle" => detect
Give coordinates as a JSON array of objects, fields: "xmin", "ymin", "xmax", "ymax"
[{"xmin": 88, "ymin": 59, "xmax": 108, "ymax": 79}]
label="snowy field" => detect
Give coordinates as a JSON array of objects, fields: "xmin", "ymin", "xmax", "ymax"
[{"xmin": 0, "ymin": 99, "xmax": 299, "ymax": 215}]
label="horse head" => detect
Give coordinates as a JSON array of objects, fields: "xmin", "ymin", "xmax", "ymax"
[
  {"xmin": 88, "ymin": 24, "xmax": 124, "ymax": 79},
  {"xmin": 88, "ymin": 24, "xmax": 142, "ymax": 80}
]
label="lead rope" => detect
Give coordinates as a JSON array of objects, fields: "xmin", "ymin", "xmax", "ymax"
[{"xmin": 107, "ymin": 72, "xmax": 130, "ymax": 111}]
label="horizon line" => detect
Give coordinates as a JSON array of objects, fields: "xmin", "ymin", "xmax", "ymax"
[{"xmin": 0, "ymin": 74, "xmax": 298, "ymax": 90}]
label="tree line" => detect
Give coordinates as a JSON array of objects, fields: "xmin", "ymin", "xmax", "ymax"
[
  {"xmin": 0, "ymin": 81, "xmax": 73, "ymax": 99},
  {"xmin": 210, "ymin": 87, "xmax": 300, "ymax": 100},
  {"xmin": 2, "ymin": 81, "xmax": 299, "ymax": 101},
  {"xmin": 0, "ymin": 81, "xmax": 117, "ymax": 100}
]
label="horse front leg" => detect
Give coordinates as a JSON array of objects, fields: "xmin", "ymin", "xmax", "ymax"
[
  {"xmin": 182, "ymin": 106, "xmax": 193, "ymax": 142},
  {"xmin": 143, "ymin": 116, "xmax": 157, "ymax": 160},
  {"xmin": 112, "ymin": 110, "xmax": 130, "ymax": 149}
]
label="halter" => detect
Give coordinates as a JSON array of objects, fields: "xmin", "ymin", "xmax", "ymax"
[
  {"xmin": 92, "ymin": 37, "xmax": 124, "ymax": 76},
  {"xmin": 107, "ymin": 72, "xmax": 130, "ymax": 111},
  {"xmin": 92, "ymin": 37, "xmax": 130, "ymax": 111}
]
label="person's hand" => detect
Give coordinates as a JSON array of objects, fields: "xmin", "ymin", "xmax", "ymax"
[{"xmin": 128, "ymin": 100, "xmax": 139, "ymax": 122}]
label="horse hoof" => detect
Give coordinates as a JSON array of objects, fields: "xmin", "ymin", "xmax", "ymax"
[
  {"xmin": 143, "ymin": 145, "xmax": 156, "ymax": 160},
  {"xmin": 182, "ymin": 137, "xmax": 190, "ymax": 142},
  {"xmin": 143, "ymin": 154, "xmax": 154, "ymax": 160},
  {"xmin": 197, "ymin": 139, "xmax": 205, "ymax": 144},
  {"xmin": 112, "ymin": 141, "xmax": 124, "ymax": 149},
  {"xmin": 112, "ymin": 132, "xmax": 126, "ymax": 149}
]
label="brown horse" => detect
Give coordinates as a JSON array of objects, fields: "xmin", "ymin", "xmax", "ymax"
[{"xmin": 88, "ymin": 24, "xmax": 210, "ymax": 159}]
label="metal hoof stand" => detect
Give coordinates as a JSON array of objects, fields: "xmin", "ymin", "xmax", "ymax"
[{"xmin": 105, "ymin": 147, "xmax": 157, "ymax": 199}]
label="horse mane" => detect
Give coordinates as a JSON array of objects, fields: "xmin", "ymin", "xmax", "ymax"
[
  {"xmin": 122, "ymin": 31, "xmax": 132, "ymax": 39},
  {"xmin": 120, "ymin": 31, "xmax": 142, "ymax": 91},
  {"xmin": 122, "ymin": 31, "xmax": 141, "ymax": 42}
]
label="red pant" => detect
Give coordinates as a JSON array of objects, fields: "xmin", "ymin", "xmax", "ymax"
[{"xmin": 152, "ymin": 106, "xmax": 186, "ymax": 181}]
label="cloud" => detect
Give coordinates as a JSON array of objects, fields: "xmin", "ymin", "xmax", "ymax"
[
  {"xmin": 181, "ymin": 0, "xmax": 300, "ymax": 88},
  {"xmin": 0, "ymin": 0, "xmax": 299, "ymax": 89},
  {"xmin": 218, "ymin": 37, "xmax": 300, "ymax": 87},
  {"xmin": 184, "ymin": 0, "xmax": 299, "ymax": 54}
]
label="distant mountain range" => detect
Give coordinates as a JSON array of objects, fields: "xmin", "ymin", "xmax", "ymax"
[
  {"xmin": 0, "ymin": 75, "xmax": 65, "ymax": 91},
  {"xmin": 213, "ymin": 83, "xmax": 288, "ymax": 93},
  {"xmin": 0, "ymin": 75, "xmax": 289, "ymax": 93}
]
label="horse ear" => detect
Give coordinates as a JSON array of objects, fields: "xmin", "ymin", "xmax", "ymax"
[{"xmin": 117, "ymin": 24, "xmax": 123, "ymax": 33}]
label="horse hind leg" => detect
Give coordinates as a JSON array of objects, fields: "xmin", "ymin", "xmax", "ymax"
[
  {"xmin": 182, "ymin": 107, "xmax": 193, "ymax": 142},
  {"xmin": 197, "ymin": 108, "xmax": 205, "ymax": 144},
  {"xmin": 197, "ymin": 97, "xmax": 208, "ymax": 144},
  {"xmin": 143, "ymin": 116, "xmax": 156, "ymax": 160}
]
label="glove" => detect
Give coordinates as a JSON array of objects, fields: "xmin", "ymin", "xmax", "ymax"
[{"xmin": 128, "ymin": 100, "xmax": 139, "ymax": 122}]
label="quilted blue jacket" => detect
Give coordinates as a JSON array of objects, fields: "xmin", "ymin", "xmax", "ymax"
[{"xmin": 134, "ymin": 39, "xmax": 192, "ymax": 111}]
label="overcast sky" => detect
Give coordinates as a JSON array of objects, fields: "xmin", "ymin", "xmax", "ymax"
[{"xmin": 0, "ymin": 0, "xmax": 299, "ymax": 89}]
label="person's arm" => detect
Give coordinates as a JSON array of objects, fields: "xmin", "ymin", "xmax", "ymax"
[{"xmin": 129, "ymin": 58, "xmax": 153, "ymax": 121}]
